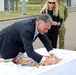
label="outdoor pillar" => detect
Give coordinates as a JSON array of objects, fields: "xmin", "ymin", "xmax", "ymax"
[
  {"xmin": 8, "ymin": 0, "xmax": 10, "ymax": 12},
  {"xmin": 11, "ymin": 0, "xmax": 14, "ymax": 11},
  {"xmin": 0, "ymin": 0, "xmax": 4, "ymax": 11},
  {"xmin": 16, "ymin": 0, "xmax": 18, "ymax": 11},
  {"xmin": 22, "ymin": 0, "xmax": 26, "ymax": 15}
]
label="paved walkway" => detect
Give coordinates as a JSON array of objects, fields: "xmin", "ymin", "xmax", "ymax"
[
  {"xmin": 0, "ymin": 12, "xmax": 76, "ymax": 50},
  {"xmin": 65, "ymin": 12, "xmax": 76, "ymax": 50}
]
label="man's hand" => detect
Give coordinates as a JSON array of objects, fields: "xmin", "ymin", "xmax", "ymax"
[
  {"xmin": 50, "ymin": 54, "xmax": 62, "ymax": 62},
  {"xmin": 44, "ymin": 54, "xmax": 62, "ymax": 65}
]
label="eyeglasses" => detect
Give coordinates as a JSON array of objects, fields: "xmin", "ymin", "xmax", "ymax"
[{"xmin": 48, "ymin": 2, "xmax": 55, "ymax": 4}]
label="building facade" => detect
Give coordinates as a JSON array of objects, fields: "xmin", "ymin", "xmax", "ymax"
[
  {"xmin": 0, "ymin": 0, "xmax": 18, "ymax": 11},
  {"xmin": 67, "ymin": 0, "xmax": 76, "ymax": 7},
  {"xmin": 0, "ymin": 0, "xmax": 76, "ymax": 11},
  {"xmin": 61, "ymin": 0, "xmax": 76, "ymax": 7},
  {"xmin": 0, "ymin": 0, "xmax": 4, "ymax": 11}
]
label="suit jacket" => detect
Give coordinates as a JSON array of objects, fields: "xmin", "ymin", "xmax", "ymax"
[{"xmin": 0, "ymin": 17, "xmax": 53, "ymax": 63}]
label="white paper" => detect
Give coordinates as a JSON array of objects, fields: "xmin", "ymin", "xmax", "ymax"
[{"xmin": 0, "ymin": 48, "xmax": 76, "ymax": 75}]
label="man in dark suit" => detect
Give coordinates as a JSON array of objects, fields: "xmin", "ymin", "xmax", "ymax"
[{"xmin": 0, "ymin": 14, "xmax": 61, "ymax": 65}]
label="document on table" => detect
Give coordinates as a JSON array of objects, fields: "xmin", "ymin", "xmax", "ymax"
[{"xmin": 0, "ymin": 48, "xmax": 76, "ymax": 75}]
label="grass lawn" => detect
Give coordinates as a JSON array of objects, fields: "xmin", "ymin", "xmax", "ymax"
[
  {"xmin": 0, "ymin": 3, "xmax": 42, "ymax": 21},
  {"xmin": 0, "ymin": 2, "xmax": 76, "ymax": 21}
]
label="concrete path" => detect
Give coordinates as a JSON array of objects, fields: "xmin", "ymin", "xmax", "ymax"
[
  {"xmin": 0, "ymin": 12, "xmax": 76, "ymax": 50},
  {"xmin": 65, "ymin": 12, "xmax": 76, "ymax": 50}
]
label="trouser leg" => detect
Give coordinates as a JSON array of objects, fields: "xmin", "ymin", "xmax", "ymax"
[{"xmin": 58, "ymin": 25, "xmax": 66, "ymax": 49}]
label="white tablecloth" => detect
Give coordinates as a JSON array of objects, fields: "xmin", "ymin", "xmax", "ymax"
[{"xmin": 0, "ymin": 48, "xmax": 76, "ymax": 75}]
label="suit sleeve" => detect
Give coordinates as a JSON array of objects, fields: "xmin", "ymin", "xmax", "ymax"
[
  {"xmin": 20, "ymin": 29, "xmax": 43, "ymax": 63},
  {"xmin": 38, "ymin": 34, "xmax": 53, "ymax": 51}
]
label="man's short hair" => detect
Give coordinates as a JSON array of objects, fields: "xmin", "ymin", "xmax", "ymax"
[{"xmin": 36, "ymin": 14, "xmax": 53, "ymax": 24}]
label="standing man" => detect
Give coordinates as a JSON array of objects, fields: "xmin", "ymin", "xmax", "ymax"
[
  {"xmin": 57, "ymin": 0, "xmax": 68, "ymax": 49},
  {"xmin": 0, "ymin": 14, "xmax": 61, "ymax": 65}
]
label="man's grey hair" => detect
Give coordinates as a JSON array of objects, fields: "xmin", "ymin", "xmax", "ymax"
[{"xmin": 36, "ymin": 14, "xmax": 53, "ymax": 24}]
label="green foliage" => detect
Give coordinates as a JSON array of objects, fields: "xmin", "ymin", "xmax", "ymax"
[
  {"xmin": 0, "ymin": 1, "xmax": 76, "ymax": 21},
  {"xmin": 27, "ymin": 0, "xmax": 46, "ymax": 4},
  {"xmin": 0, "ymin": 3, "xmax": 41, "ymax": 21}
]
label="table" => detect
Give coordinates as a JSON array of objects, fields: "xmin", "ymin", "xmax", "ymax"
[
  {"xmin": 39, "ymin": 59, "xmax": 76, "ymax": 75},
  {"xmin": 0, "ymin": 48, "xmax": 76, "ymax": 75}
]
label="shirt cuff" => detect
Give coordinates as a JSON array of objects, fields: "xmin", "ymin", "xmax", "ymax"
[
  {"xmin": 40, "ymin": 56, "xmax": 46, "ymax": 63},
  {"xmin": 40, "ymin": 50, "xmax": 55, "ymax": 63},
  {"xmin": 49, "ymin": 49, "xmax": 55, "ymax": 54}
]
